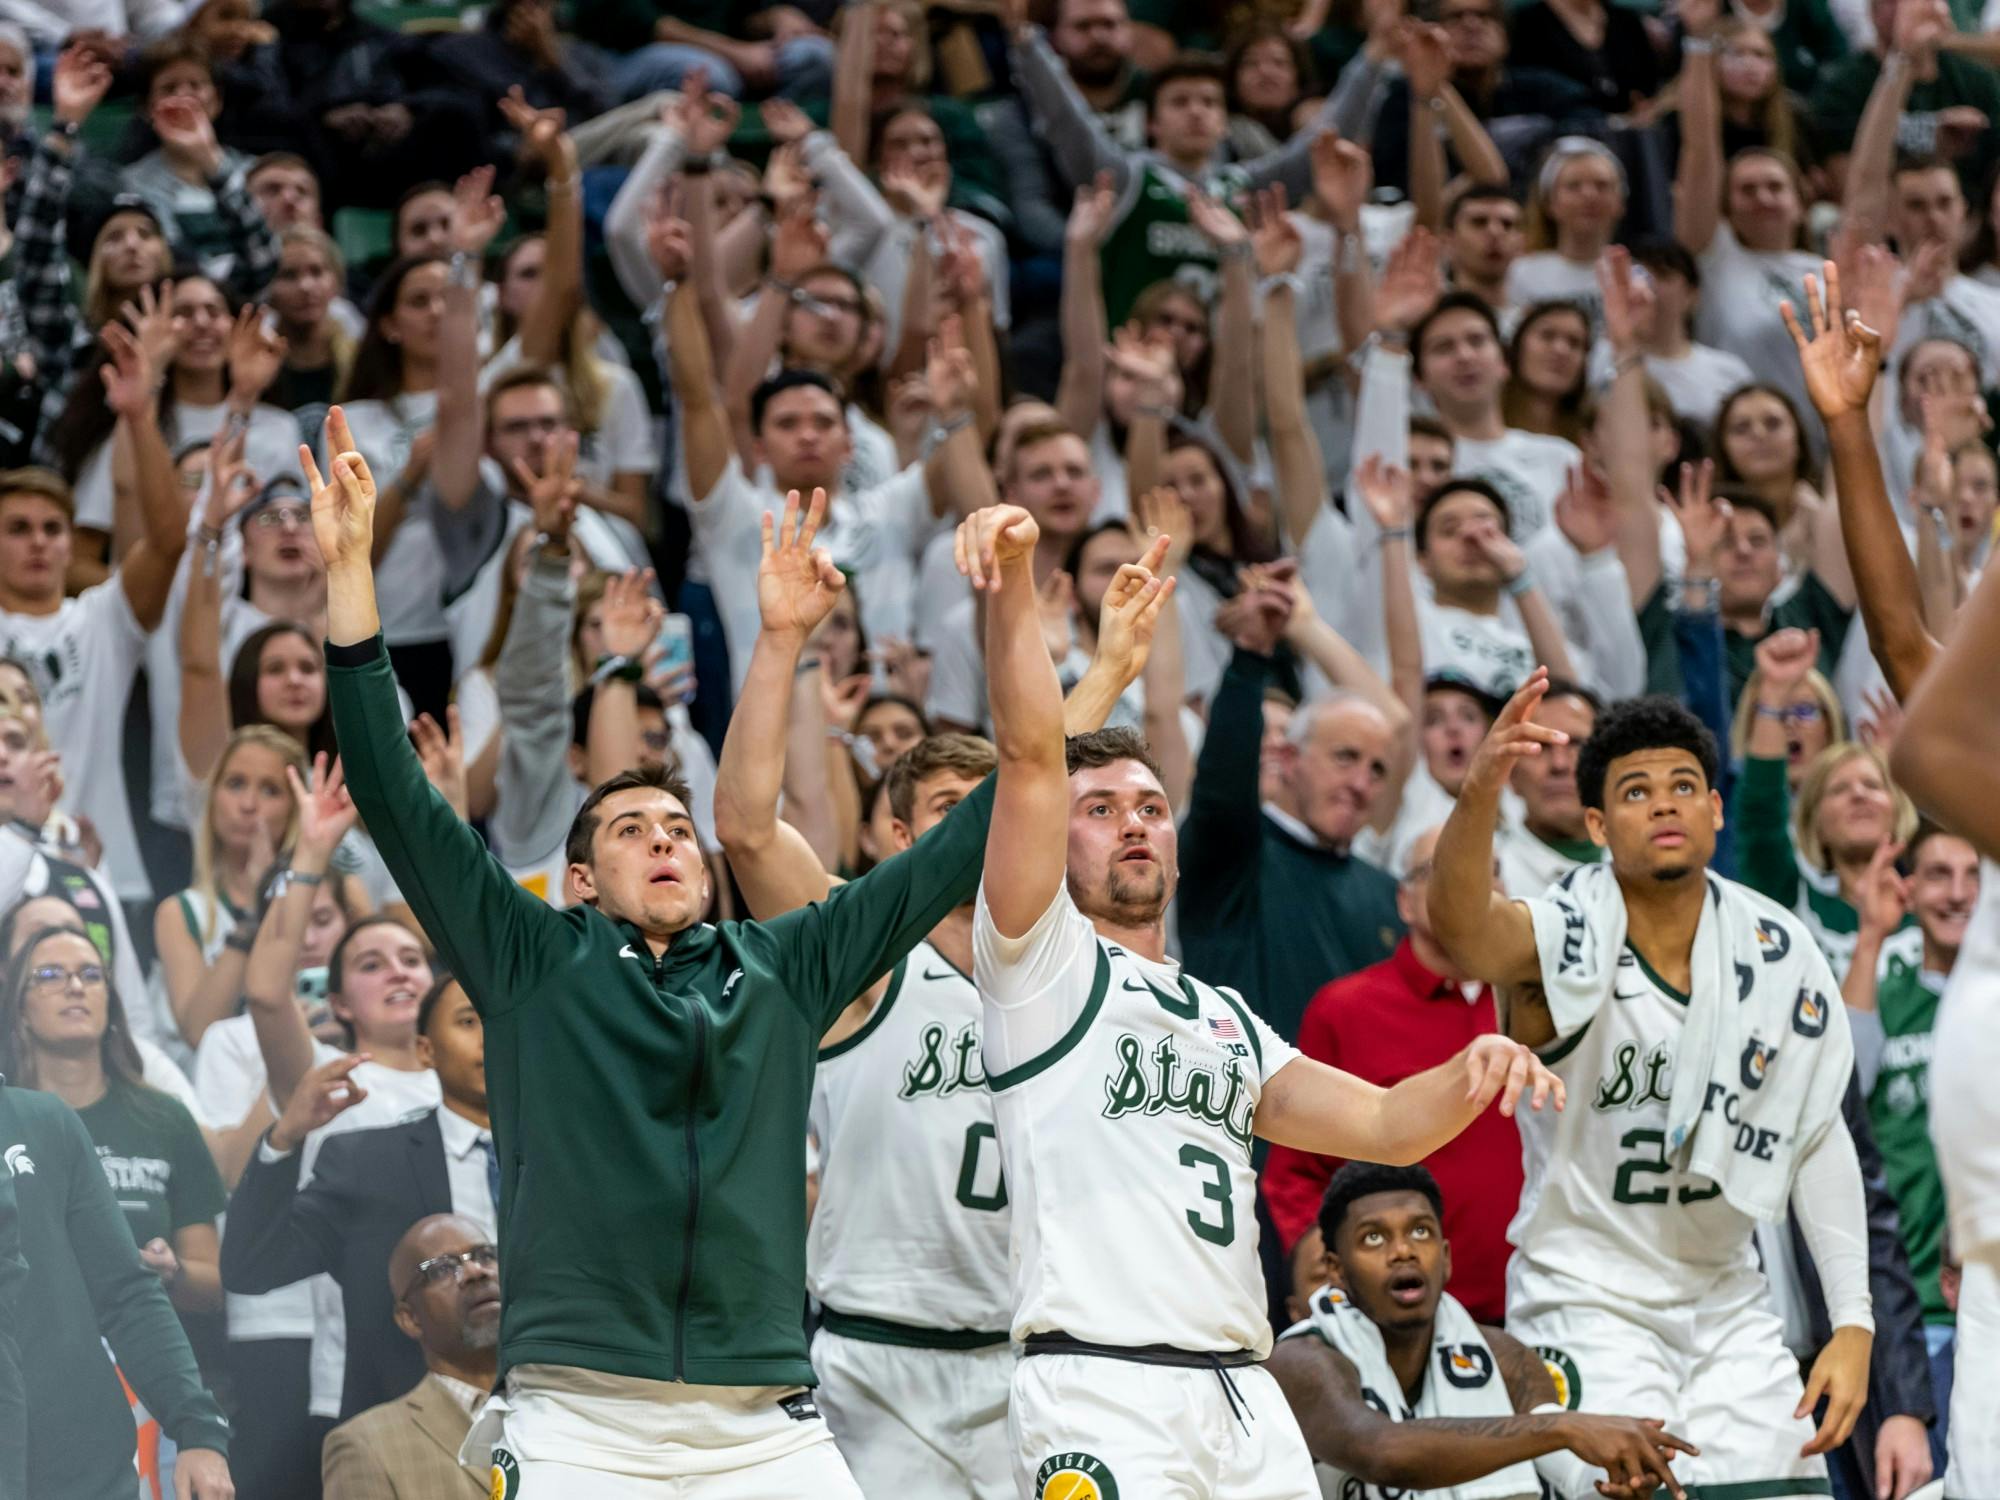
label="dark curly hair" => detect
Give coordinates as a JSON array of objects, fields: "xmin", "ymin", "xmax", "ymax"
[
  {"xmin": 1575, "ymin": 696, "xmax": 1719, "ymax": 811},
  {"xmin": 1317, "ymin": 1161, "xmax": 1444, "ymax": 1250}
]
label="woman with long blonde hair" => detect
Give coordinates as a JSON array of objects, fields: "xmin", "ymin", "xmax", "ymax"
[{"xmin": 152, "ymin": 724, "xmax": 305, "ymax": 1048}]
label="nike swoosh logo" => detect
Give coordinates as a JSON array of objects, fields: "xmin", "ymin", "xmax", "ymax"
[
  {"xmin": 619, "ymin": 944, "xmax": 640, "ymax": 960},
  {"xmin": 1120, "ymin": 979, "xmax": 1150, "ymax": 992},
  {"xmin": 922, "ymin": 967, "xmax": 960, "ymax": 983},
  {"xmin": 723, "ymin": 969, "xmax": 744, "ymax": 995},
  {"xmin": 1613, "ymin": 989, "xmax": 1648, "ymax": 1002}
]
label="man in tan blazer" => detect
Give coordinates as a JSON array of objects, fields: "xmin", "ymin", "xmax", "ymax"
[{"xmin": 322, "ymin": 1214, "xmax": 498, "ymax": 1499}]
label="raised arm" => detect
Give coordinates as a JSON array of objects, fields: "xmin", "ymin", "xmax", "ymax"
[
  {"xmin": 1893, "ymin": 516, "xmax": 2000, "ymax": 859},
  {"xmin": 1253, "ymin": 190, "xmax": 1327, "ymax": 549},
  {"xmin": 830, "ymin": 1, "xmax": 877, "ymax": 168},
  {"xmin": 1127, "ymin": 490, "xmax": 1193, "ymax": 808},
  {"xmin": 714, "ymin": 489, "xmax": 851, "ymax": 918},
  {"xmin": 311, "ymin": 406, "xmax": 562, "ymax": 1011},
  {"xmin": 500, "ymin": 92, "xmax": 582, "ymax": 370},
  {"xmin": 1111, "ymin": 328, "xmax": 1182, "ymax": 500},
  {"xmin": 1313, "ymin": 133, "xmax": 1382, "ymax": 381},
  {"xmin": 583, "ymin": 567, "xmax": 664, "ymax": 788},
  {"xmin": 922, "ymin": 316, "xmax": 1000, "ymax": 518},
  {"xmin": 1187, "ymin": 192, "xmax": 1257, "ymax": 466},
  {"xmin": 1598, "ymin": 248, "xmax": 1666, "ymax": 605},
  {"xmin": 1055, "ymin": 174, "xmax": 1116, "ymax": 439},
  {"xmin": 1783, "ymin": 254, "xmax": 1937, "ymax": 699},
  {"xmin": 667, "ymin": 270, "xmax": 740, "ymax": 507},
  {"xmin": 1672, "ymin": 0, "xmax": 1723, "ymax": 255},
  {"xmin": 721, "ymin": 200, "xmax": 829, "ymax": 462},
  {"xmin": 1843, "ymin": 5, "xmax": 1937, "ymax": 247},
  {"xmin": 179, "ymin": 431, "xmax": 257, "ymax": 783},
  {"xmin": 1007, "ymin": 20, "xmax": 1134, "ymax": 195},
  {"xmin": 99, "ymin": 323, "xmax": 187, "ymax": 630},
  {"xmin": 1429, "ymin": 672, "xmax": 1561, "ymax": 992},
  {"xmin": 971, "ymin": 504, "xmax": 1092, "ymax": 937},
  {"xmin": 14, "ymin": 51, "xmax": 107, "ymax": 384},
  {"xmin": 431, "ymin": 169, "xmax": 506, "ymax": 516},
  {"xmin": 604, "ymin": 113, "xmax": 689, "ymax": 312}
]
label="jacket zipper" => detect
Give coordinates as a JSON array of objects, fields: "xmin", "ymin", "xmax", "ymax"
[{"xmin": 669, "ymin": 952, "xmax": 705, "ymax": 1381}]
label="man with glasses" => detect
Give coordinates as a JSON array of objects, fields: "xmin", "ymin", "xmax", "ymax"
[
  {"xmin": 321, "ymin": 1214, "xmax": 499, "ymax": 1497},
  {"xmin": 1261, "ymin": 826, "xmax": 1525, "ymax": 1330}
]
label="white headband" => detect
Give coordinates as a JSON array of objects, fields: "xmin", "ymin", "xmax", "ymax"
[{"xmin": 1537, "ymin": 136, "xmax": 1629, "ymax": 204}]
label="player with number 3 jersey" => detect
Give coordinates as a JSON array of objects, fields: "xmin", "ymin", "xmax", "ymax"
[{"xmin": 961, "ymin": 502, "xmax": 1564, "ymax": 1500}]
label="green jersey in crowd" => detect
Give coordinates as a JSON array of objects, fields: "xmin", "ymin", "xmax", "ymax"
[{"xmin": 1865, "ymin": 927, "xmax": 1951, "ymax": 1326}]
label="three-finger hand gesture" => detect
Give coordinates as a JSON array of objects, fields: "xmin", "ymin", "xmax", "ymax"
[
  {"xmin": 285, "ymin": 753, "xmax": 357, "ymax": 863},
  {"xmin": 1094, "ymin": 534, "xmax": 1176, "ymax": 686},
  {"xmin": 760, "ymin": 488, "xmax": 848, "ymax": 637},
  {"xmin": 1781, "ymin": 260, "xmax": 1882, "ymax": 420},
  {"xmin": 1464, "ymin": 668, "xmax": 1570, "ymax": 796},
  {"xmin": 1461, "ymin": 1031, "xmax": 1566, "ymax": 1119},
  {"xmin": 302, "ymin": 405, "xmax": 377, "ymax": 573}
]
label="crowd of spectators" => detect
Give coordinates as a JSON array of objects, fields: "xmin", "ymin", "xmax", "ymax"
[{"xmin": 0, "ymin": 0, "xmax": 1995, "ymax": 1491}]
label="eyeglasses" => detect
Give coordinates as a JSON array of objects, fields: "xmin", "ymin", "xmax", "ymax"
[
  {"xmin": 795, "ymin": 290, "xmax": 862, "ymax": 318},
  {"xmin": 28, "ymin": 963, "xmax": 107, "ymax": 994},
  {"xmin": 251, "ymin": 506, "xmax": 311, "ymax": 530},
  {"xmin": 1764, "ymin": 702, "xmax": 1823, "ymax": 725},
  {"xmin": 495, "ymin": 416, "xmax": 566, "ymax": 439},
  {"xmin": 400, "ymin": 1243, "xmax": 498, "ymax": 1301},
  {"xmin": 640, "ymin": 728, "xmax": 671, "ymax": 753}
]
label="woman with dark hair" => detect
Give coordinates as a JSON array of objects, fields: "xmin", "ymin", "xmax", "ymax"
[
  {"xmin": 1226, "ymin": 25, "xmax": 1318, "ymax": 155},
  {"xmin": 1503, "ymin": 300, "xmax": 1593, "ymax": 444},
  {"xmin": 3, "ymin": 923, "xmax": 225, "ymax": 1317},
  {"xmin": 1161, "ymin": 427, "xmax": 1276, "ymax": 705},
  {"xmin": 1716, "ymin": 381, "xmax": 1831, "ymax": 566}
]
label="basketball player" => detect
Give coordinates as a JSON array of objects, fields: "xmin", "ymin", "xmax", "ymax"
[
  {"xmin": 1269, "ymin": 1162, "xmax": 1695, "ymax": 1498},
  {"xmin": 711, "ymin": 488, "xmax": 1166, "ymax": 1499},
  {"xmin": 1427, "ymin": 677, "xmax": 1873, "ymax": 1496},
  {"xmin": 1781, "ymin": 248, "xmax": 2000, "ymax": 1499},
  {"xmin": 964, "ymin": 503, "xmax": 1563, "ymax": 1500}
]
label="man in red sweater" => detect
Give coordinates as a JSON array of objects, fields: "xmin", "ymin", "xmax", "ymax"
[{"xmin": 1262, "ymin": 826, "xmax": 1525, "ymax": 1324}]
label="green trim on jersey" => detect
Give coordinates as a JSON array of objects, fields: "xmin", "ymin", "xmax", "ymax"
[
  {"xmin": 819, "ymin": 957, "xmax": 908, "ymax": 1061},
  {"xmin": 1684, "ymin": 1482, "xmax": 1833, "ymax": 1500},
  {"xmin": 988, "ymin": 946, "xmax": 1113, "ymax": 1092},
  {"xmin": 818, "ymin": 1306, "xmax": 1009, "ymax": 1349},
  {"xmin": 1626, "ymin": 944, "xmax": 1691, "ymax": 1006},
  {"xmin": 1213, "ymin": 986, "xmax": 1264, "ymax": 1071},
  {"xmin": 1539, "ymin": 1017, "xmax": 1593, "ymax": 1067}
]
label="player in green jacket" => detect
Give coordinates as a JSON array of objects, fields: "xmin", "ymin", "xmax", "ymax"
[{"xmin": 307, "ymin": 416, "xmax": 994, "ymax": 1497}]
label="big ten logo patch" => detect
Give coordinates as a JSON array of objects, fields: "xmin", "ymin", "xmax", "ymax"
[{"xmin": 1537, "ymin": 1346, "xmax": 1583, "ymax": 1410}]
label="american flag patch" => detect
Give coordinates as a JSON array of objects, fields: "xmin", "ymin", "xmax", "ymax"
[{"xmin": 1205, "ymin": 1015, "xmax": 1242, "ymax": 1041}]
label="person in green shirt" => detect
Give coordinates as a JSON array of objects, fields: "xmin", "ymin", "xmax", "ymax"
[
  {"xmin": 1717, "ymin": 487, "xmax": 1855, "ymax": 708},
  {"xmin": 0, "ymin": 924, "xmax": 224, "ymax": 1316},
  {"xmin": 306, "ymin": 410, "xmax": 998, "ymax": 1495},
  {"xmin": 1844, "ymin": 823, "xmax": 1980, "ymax": 1464}
]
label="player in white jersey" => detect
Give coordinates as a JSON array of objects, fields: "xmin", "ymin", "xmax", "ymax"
[
  {"xmin": 711, "ymin": 489, "xmax": 1160, "ymax": 1499},
  {"xmin": 1889, "ymin": 468, "xmax": 2000, "ymax": 1497},
  {"xmin": 961, "ymin": 503, "xmax": 1563, "ymax": 1500},
  {"xmin": 1268, "ymin": 1162, "xmax": 1693, "ymax": 1499},
  {"xmin": 1428, "ymin": 676, "xmax": 1874, "ymax": 1496}
]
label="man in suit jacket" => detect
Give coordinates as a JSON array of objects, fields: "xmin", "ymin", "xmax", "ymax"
[
  {"xmin": 221, "ymin": 979, "xmax": 494, "ymax": 1419},
  {"xmin": 322, "ymin": 1213, "xmax": 497, "ymax": 1499}
]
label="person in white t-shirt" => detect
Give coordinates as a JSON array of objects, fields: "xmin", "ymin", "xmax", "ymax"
[
  {"xmin": 0, "ymin": 351, "xmax": 187, "ymax": 906},
  {"xmin": 959, "ymin": 499, "xmax": 1561, "ymax": 1500},
  {"xmin": 668, "ymin": 269, "xmax": 996, "ymax": 695},
  {"xmin": 1443, "ymin": 186, "xmax": 1526, "ymax": 325},
  {"xmin": 1630, "ymin": 240, "xmax": 1756, "ymax": 427},
  {"xmin": 1410, "ymin": 291, "xmax": 1579, "ymax": 541},
  {"xmin": 1505, "ymin": 137, "xmax": 1624, "ymax": 339}
]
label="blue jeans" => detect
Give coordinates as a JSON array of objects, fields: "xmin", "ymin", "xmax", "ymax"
[
  {"xmin": 1926, "ymin": 1321, "xmax": 1955, "ymax": 1469},
  {"xmin": 610, "ymin": 36, "xmax": 835, "ymax": 102}
]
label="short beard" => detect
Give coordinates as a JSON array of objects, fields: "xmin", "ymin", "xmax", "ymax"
[
  {"xmin": 1100, "ymin": 863, "xmax": 1168, "ymax": 925},
  {"xmin": 1649, "ymin": 861, "xmax": 1696, "ymax": 883},
  {"xmin": 1067, "ymin": 53, "xmax": 1125, "ymax": 87}
]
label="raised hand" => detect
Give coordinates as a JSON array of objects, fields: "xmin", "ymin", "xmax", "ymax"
[
  {"xmin": 1854, "ymin": 838, "xmax": 1909, "ymax": 939},
  {"xmin": 759, "ymin": 96, "xmax": 814, "ymax": 146},
  {"xmin": 1105, "ymin": 324, "xmax": 1184, "ymax": 410},
  {"xmin": 120, "ymin": 282, "xmax": 179, "ymax": 373},
  {"xmin": 302, "ymin": 405, "xmax": 377, "ymax": 573},
  {"xmin": 203, "ymin": 426, "xmax": 258, "ymax": 529},
  {"xmin": 881, "ymin": 162, "xmax": 947, "ymax": 221},
  {"xmin": 1094, "ymin": 535, "xmax": 1176, "ymax": 684},
  {"xmin": 510, "ymin": 428, "xmax": 582, "ymax": 541},
  {"xmin": 763, "ymin": 139, "xmax": 813, "ymax": 208},
  {"xmin": 269, "ymin": 1051, "xmax": 372, "ymax": 1153},
  {"xmin": 927, "ymin": 313, "xmax": 977, "ymax": 421},
  {"xmin": 1663, "ymin": 459, "xmax": 1726, "ymax": 575},
  {"xmin": 672, "ymin": 67, "xmax": 741, "ymax": 156},
  {"xmin": 98, "ymin": 321, "xmax": 159, "ymax": 419},
  {"xmin": 821, "ymin": 670, "xmax": 872, "ymax": 730},
  {"xmin": 12, "ymin": 748, "xmax": 64, "ymax": 831},
  {"xmin": 1678, "ymin": 0, "xmax": 1721, "ymax": 37},
  {"xmin": 1596, "ymin": 244, "xmax": 1651, "ymax": 356},
  {"xmin": 1857, "ymin": 685, "xmax": 1906, "ymax": 756},
  {"xmin": 1463, "ymin": 668, "xmax": 1571, "ymax": 797},
  {"xmin": 1752, "ymin": 625, "xmax": 1820, "ymax": 694},
  {"xmin": 1353, "ymin": 452, "xmax": 1415, "ymax": 529},
  {"xmin": 1213, "ymin": 570, "xmax": 1294, "ymax": 655},
  {"xmin": 955, "ymin": 503, "xmax": 1041, "ymax": 591},
  {"xmin": 1132, "ymin": 484, "xmax": 1194, "ymax": 574},
  {"xmin": 1398, "ymin": 18, "xmax": 1453, "ymax": 98},
  {"xmin": 226, "ymin": 305, "xmax": 287, "ymax": 404},
  {"xmin": 760, "ymin": 488, "xmax": 848, "ymax": 636},
  {"xmin": 1309, "ymin": 128, "xmax": 1372, "ymax": 230},
  {"xmin": 1245, "ymin": 184, "xmax": 1303, "ymax": 278},
  {"xmin": 1376, "ymin": 227, "xmax": 1442, "ymax": 334},
  {"xmin": 599, "ymin": 567, "xmax": 664, "ymax": 661},
  {"xmin": 1554, "ymin": 463, "xmax": 1616, "ymax": 556},
  {"xmin": 1066, "ymin": 170, "xmax": 1118, "ymax": 249},
  {"xmin": 770, "ymin": 195, "xmax": 830, "ymax": 283},
  {"xmin": 51, "ymin": 44, "xmax": 112, "ymax": 126},
  {"xmin": 649, "ymin": 212, "xmax": 693, "ymax": 282},
  {"xmin": 286, "ymin": 753, "xmax": 358, "ymax": 862},
  {"xmin": 451, "ymin": 165, "xmax": 507, "ymax": 259},
  {"xmin": 1781, "ymin": 260, "xmax": 1882, "ymax": 420},
  {"xmin": 936, "ymin": 217, "xmax": 989, "ymax": 308},
  {"xmin": 1186, "ymin": 189, "xmax": 1249, "ymax": 249},
  {"xmin": 410, "ymin": 708, "xmax": 468, "ymax": 821},
  {"xmin": 499, "ymin": 87, "xmax": 571, "ymax": 172},
  {"xmin": 152, "ymin": 93, "xmax": 223, "ymax": 176}
]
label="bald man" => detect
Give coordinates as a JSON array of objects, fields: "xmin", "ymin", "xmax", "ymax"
[
  {"xmin": 1179, "ymin": 577, "xmax": 1407, "ymax": 1041},
  {"xmin": 321, "ymin": 1216, "xmax": 498, "ymax": 1498}
]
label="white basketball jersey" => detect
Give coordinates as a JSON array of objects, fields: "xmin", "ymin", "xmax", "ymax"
[
  {"xmin": 807, "ymin": 939, "xmax": 1012, "ymax": 1332},
  {"xmin": 974, "ymin": 888, "xmax": 1297, "ymax": 1355},
  {"xmin": 1510, "ymin": 947, "xmax": 1760, "ymax": 1306},
  {"xmin": 1932, "ymin": 858, "xmax": 2000, "ymax": 1260}
]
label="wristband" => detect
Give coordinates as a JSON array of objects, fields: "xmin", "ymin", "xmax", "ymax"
[
  {"xmin": 1680, "ymin": 574, "xmax": 1720, "ymax": 611},
  {"xmin": 1504, "ymin": 568, "xmax": 1534, "ymax": 597},
  {"xmin": 1136, "ymin": 403, "xmax": 1177, "ymax": 420},
  {"xmin": 795, "ymin": 654, "xmax": 823, "ymax": 677},
  {"xmin": 447, "ymin": 251, "xmax": 479, "ymax": 289},
  {"xmin": 1424, "ymin": 92, "xmax": 1448, "ymax": 114},
  {"xmin": 51, "ymin": 117, "xmax": 79, "ymax": 141},
  {"xmin": 1681, "ymin": 36, "xmax": 1714, "ymax": 54},
  {"xmin": 591, "ymin": 653, "xmax": 645, "ymax": 685},
  {"xmin": 1258, "ymin": 271, "xmax": 1305, "ymax": 301},
  {"xmin": 288, "ymin": 869, "xmax": 324, "ymax": 887},
  {"xmin": 1218, "ymin": 240, "xmax": 1254, "ymax": 263},
  {"xmin": 224, "ymin": 927, "xmax": 257, "ymax": 954},
  {"xmin": 1379, "ymin": 526, "xmax": 1412, "ymax": 542},
  {"xmin": 1612, "ymin": 350, "xmax": 1644, "ymax": 379},
  {"xmin": 1336, "ymin": 230, "xmax": 1366, "ymax": 276},
  {"xmin": 680, "ymin": 156, "xmax": 713, "ymax": 176}
]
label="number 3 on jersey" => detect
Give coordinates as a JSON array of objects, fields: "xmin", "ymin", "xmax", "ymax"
[
  {"xmin": 955, "ymin": 1122, "xmax": 1008, "ymax": 1211},
  {"xmin": 1178, "ymin": 1144, "xmax": 1236, "ymax": 1245}
]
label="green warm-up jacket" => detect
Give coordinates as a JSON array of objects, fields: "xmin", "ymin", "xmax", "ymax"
[{"xmin": 328, "ymin": 635, "xmax": 996, "ymax": 1389}]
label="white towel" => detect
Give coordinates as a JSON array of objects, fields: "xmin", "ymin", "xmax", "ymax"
[
  {"xmin": 1525, "ymin": 864, "xmax": 1853, "ymax": 1222},
  {"xmin": 1284, "ymin": 1285, "xmax": 1537, "ymax": 1500}
]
